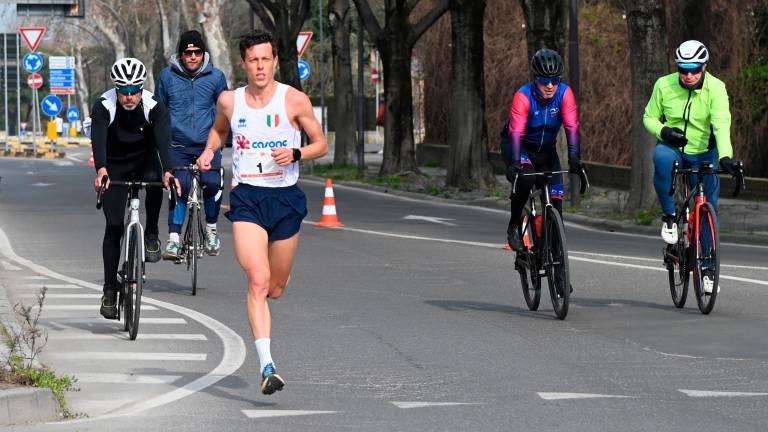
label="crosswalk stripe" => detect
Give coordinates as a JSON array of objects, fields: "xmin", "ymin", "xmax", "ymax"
[
  {"xmin": 53, "ymin": 352, "xmax": 207, "ymax": 361},
  {"xmin": 390, "ymin": 402, "xmax": 479, "ymax": 409},
  {"xmin": 679, "ymin": 389, "xmax": 768, "ymax": 397},
  {"xmin": 0, "ymin": 260, "xmax": 22, "ymax": 270},
  {"xmin": 43, "ymin": 305, "xmax": 159, "ymax": 311},
  {"xmin": 23, "ymin": 276, "xmax": 48, "ymax": 280},
  {"xmin": 73, "ymin": 373, "xmax": 183, "ymax": 384},
  {"xmin": 21, "ymin": 283, "xmax": 83, "ymax": 289},
  {"xmin": 19, "ymin": 293, "xmax": 101, "ymax": 298},
  {"xmin": 46, "ymin": 317, "xmax": 187, "ymax": 325},
  {"xmin": 242, "ymin": 410, "xmax": 336, "ymax": 419},
  {"xmin": 537, "ymin": 392, "xmax": 632, "ymax": 400},
  {"xmin": 49, "ymin": 333, "xmax": 207, "ymax": 341}
]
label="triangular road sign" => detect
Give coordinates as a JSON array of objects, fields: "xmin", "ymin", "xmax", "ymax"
[
  {"xmin": 297, "ymin": 31, "xmax": 312, "ymax": 57},
  {"xmin": 19, "ymin": 27, "xmax": 46, "ymax": 52}
]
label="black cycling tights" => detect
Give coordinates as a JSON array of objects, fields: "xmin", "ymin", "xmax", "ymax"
[
  {"xmin": 507, "ymin": 151, "xmax": 564, "ymax": 232},
  {"xmin": 101, "ymin": 157, "xmax": 162, "ymax": 291}
]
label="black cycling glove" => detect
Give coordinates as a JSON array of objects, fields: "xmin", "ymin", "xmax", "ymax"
[
  {"xmin": 661, "ymin": 126, "xmax": 688, "ymax": 147},
  {"xmin": 506, "ymin": 162, "xmax": 521, "ymax": 185},
  {"xmin": 719, "ymin": 156, "xmax": 740, "ymax": 176},
  {"xmin": 568, "ymin": 157, "xmax": 583, "ymax": 174}
]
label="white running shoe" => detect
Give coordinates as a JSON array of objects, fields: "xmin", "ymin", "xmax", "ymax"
[
  {"xmin": 702, "ymin": 268, "xmax": 720, "ymax": 294},
  {"xmin": 661, "ymin": 217, "xmax": 678, "ymax": 244}
]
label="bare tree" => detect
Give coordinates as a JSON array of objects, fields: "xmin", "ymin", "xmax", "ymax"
[
  {"xmin": 196, "ymin": 0, "xmax": 235, "ymax": 87},
  {"xmin": 446, "ymin": 0, "xmax": 494, "ymax": 189},
  {"xmin": 246, "ymin": 0, "xmax": 312, "ymax": 91},
  {"xmin": 352, "ymin": 0, "xmax": 451, "ymax": 175},
  {"xmin": 518, "ymin": 0, "xmax": 567, "ymax": 58},
  {"xmin": 329, "ymin": 0, "xmax": 357, "ymax": 165},
  {"xmin": 86, "ymin": 0, "xmax": 127, "ymax": 60},
  {"xmin": 626, "ymin": 0, "xmax": 668, "ymax": 210}
]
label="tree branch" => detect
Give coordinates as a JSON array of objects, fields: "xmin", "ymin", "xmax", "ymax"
[
  {"xmin": 406, "ymin": 0, "xmax": 421, "ymax": 15},
  {"xmin": 246, "ymin": 0, "xmax": 277, "ymax": 34},
  {"xmin": 352, "ymin": 0, "xmax": 383, "ymax": 43},
  {"xmin": 407, "ymin": 0, "xmax": 450, "ymax": 47}
]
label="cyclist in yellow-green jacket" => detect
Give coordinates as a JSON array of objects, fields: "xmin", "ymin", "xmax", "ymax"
[{"xmin": 644, "ymin": 40, "xmax": 742, "ymax": 291}]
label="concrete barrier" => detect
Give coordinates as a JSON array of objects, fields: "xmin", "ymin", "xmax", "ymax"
[{"xmin": 0, "ymin": 387, "xmax": 60, "ymax": 425}]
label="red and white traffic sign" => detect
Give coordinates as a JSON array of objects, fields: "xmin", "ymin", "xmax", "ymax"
[
  {"xmin": 19, "ymin": 27, "xmax": 46, "ymax": 52},
  {"xmin": 371, "ymin": 69, "xmax": 380, "ymax": 83},
  {"xmin": 297, "ymin": 31, "xmax": 312, "ymax": 57},
  {"xmin": 27, "ymin": 73, "xmax": 43, "ymax": 89}
]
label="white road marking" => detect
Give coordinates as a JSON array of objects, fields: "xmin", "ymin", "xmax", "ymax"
[
  {"xmin": 537, "ymin": 392, "xmax": 632, "ymax": 400},
  {"xmin": 50, "ymin": 333, "xmax": 207, "ymax": 341},
  {"xmin": 46, "ymin": 317, "xmax": 186, "ymax": 325},
  {"xmin": 679, "ymin": 389, "xmax": 768, "ymax": 397},
  {"xmin": 43, "ymin": 305, "xmax": 159, "ymax": 311},
  {"xmin": 23, "ymin": 276, "xmax": 48, "ymax": 280},
  {"xmin": 52, "ymin": 160, "xmax": 73, "ymax": 167},
  {"xmin": 0, "ymin": 227, "xmax": 246, "ymax": 424},
  {"xmin": 19, "ymin": 293, "xmax": 101, "ymax": 298},
  {"xmin": 65, "ymin": 155, "xmax": 83, "ymax": 163},
  {"xmin": 306, "ymin": 223, "xmax": 768, "ymax": 287},
  {"xmin": 22, "ymin": 283, "xmax": 83, "ymax": 289},
  {"xmin": 390, "ymin": 401, "xmax": 478, "ymax": 409},
  {"xmin": 0, "ymin": 260, "xmax": 21, "ymax": 270},
  {"xmin": 403, "ymin": 215, "xmax": 457, "ymax": 226},
  {"xmin": 571, "ymin": 250, "xmax": 768, "ymax": 271},
  {"xmin": 73, "ymin": 373, "xmax": 183, "ymax": 384},
  {"xmin": 30, "ymin": 182, "xmax": 54, "ymax": 187},
  {"xmin": 242, "ymin": 410, "xmax": 336, "ymax": 419},
  {"xmin": 53, "ymin": 352, "xmax": 207, "ymax": 361}
]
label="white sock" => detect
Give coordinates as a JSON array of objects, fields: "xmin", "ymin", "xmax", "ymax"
[
  {"xmin": 207, "ymin": 223, "xmax": 217, "ymax": 230},
  {"xmin": 169, "ymin": 232, "xmax": 180, "ymax": 243},
  {"xmin": 255, "ymin": 338, "xmax": 273, "ymax": 372}
]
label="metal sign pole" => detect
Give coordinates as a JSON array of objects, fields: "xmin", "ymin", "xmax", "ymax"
[
  {"xmin": 4, "ymin": 34, "xmax": 8, "ymax": 140},
  {"xmin": 31, "ymin": 87, "xmax": 36, "ymax": 150},
  {"xmin": 16, "ymin": 34, "xmax": 21, "ymax": 139}
]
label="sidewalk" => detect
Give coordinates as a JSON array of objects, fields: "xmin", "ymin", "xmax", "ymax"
[{"xmin": 310, "ymin": 146, "xmax": 768, "ymax": 245}]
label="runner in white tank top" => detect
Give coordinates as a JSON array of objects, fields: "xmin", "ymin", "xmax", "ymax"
[
  {"xmin": 230, "ymin": 84, "xmax": 302, "ymax": 187},
  {"xmin": 197, "ymin": 30, "xmax": 327, "ymax": 396}
]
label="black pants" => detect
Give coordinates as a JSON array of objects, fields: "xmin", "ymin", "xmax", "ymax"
[
  {"xmin": 101, "ymin": 155, "xmax": 163, "ymax": 290},
  {"xmin": 508, "ymin": 150, "xmax": 564, "ymax": 231}
]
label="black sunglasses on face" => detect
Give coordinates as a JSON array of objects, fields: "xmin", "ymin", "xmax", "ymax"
[
  {"xmin": 678, "ymin": 65, "xmax": 703, "ymax": 75},
  {"xmin": 183, "ymin": 50, "xmax": 203, "ymax": 58}
]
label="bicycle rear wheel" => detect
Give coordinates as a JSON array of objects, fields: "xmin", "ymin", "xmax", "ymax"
[
  {"xmin": 544, "ymin": 207, "xmax": 570, "ymax": 320},
  {"xmin": 125, "ymin": 225, "xmax": 143, "ymax": 340},
  {"xmin": 517, "ymin": 208, "xmax": 540, "ymax": 310},
  {"xmin": 692, "ymin": 202, "xmax": 719, "ymax": 314},
  {"xmin": 665, "ymin": 216, "xmax": 689, "ymax": 308}
]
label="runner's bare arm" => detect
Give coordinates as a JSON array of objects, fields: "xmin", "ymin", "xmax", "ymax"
[
  {"xmin": 198, "ymin": 91, "xmax": 234, "ymax": 170},
  {"xmin": 272, "ymin": 88, "xmax": 328, "ymax": 166}
]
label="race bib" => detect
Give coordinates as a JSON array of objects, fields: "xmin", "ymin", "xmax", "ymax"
[{"xmin": 239, "ymin": 150, "xmax": 284, "ymax": 181}]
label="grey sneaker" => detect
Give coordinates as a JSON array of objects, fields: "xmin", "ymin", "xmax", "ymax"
[
  {"xmin": 162, "ymin": 240, "xmax": 180, "ymax": 260},
  {"xmin": 260, "ymin": 363, "xmax": 285, "ymax": 395},
  {"xmin": 205, "ymin": 227, "xmax": 221, "ymax": 256},
  {"xmin": 145, "ymin": 233, "xmax": 161, "ymax": 263},
  {"xmin": 100, "ymin": 288, "xmax": 118, "ymax": 320}
]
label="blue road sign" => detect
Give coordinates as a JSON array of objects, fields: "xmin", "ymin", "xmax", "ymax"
[
  {"xmin": 50, "ymin": 69, "xmax": 76, "ymax": 88},
  {"xmin": 23, "ymin": 52, "xmax": 44, "ymax": 73},
  {"xmin": 66, "ymin": 107, "xmax": 80, "ymax": 122},
  {"xmin": 298, "ymin": 60, "xmax": 311, "ymax": 81},
  {"xmin": 41, "ymin": 95, "xmax": 63, "ymax": 116}
]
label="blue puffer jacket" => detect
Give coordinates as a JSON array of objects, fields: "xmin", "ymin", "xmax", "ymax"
[{"xmin": 154, "ymin": 53, "xmax": 228, "ymax": 152}]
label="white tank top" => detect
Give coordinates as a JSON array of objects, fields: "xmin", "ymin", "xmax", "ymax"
[{"xmin": 230, "ymin": 83, "xmax": 301, "ymax": 187}]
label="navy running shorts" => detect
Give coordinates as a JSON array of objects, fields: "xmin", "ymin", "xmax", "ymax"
[{"xmin": 225, "ymin": 183, "xmax": 308, "ymax": 241}]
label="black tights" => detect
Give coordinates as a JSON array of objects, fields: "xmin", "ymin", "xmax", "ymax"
[
  {"xmin": 507, "ymin": 151, "xmax": 564, "ymax": 233},
  {"xmin": 101, "ymin": 157, "xmax": 162, "ymax": 290}
]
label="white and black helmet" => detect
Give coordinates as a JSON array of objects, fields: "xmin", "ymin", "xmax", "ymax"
[
  {"xmin": 675, "ymin": 40, "xmax": 709, "ymax": 66},
  {"xmin": 110, "ymin": 57, "xmax": 147, "ymax": 88}
]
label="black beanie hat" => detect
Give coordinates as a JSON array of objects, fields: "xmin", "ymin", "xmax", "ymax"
[{"xmin": 178, "ymin": 30, "xmax": 206, "ymax": 56}]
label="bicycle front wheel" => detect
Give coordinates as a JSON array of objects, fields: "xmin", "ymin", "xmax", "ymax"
[
  {"xmin": 126, "ymin": 225, "xmax": 143, "ymax": 340},
  {"xmin": 517, "ymin": 208, "xmax": 540, "ymax": 310},
  {"xmin": 692, "ymin": 202, "xmax": 719, "ymax": 314},
  {"xmin": 189, "ymin": 208, "xmax": 199, "ymax": 296},
  {"xmin": 544, "ymin": 207, "xmax": 570, "ymax": 320},
  {"xmin": 666, "ymin": 218, "xmax": 689, "ymax": 308}
]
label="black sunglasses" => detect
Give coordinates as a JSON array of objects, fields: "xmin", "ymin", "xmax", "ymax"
[{"xmin": 677, "ymin": 65, "xmax": 703, "ymax": 75}]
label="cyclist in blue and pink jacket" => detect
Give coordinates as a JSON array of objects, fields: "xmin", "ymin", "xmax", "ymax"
[{"xmin": 500, "ymin": 48, "xmax": 582, "ymax": 252}]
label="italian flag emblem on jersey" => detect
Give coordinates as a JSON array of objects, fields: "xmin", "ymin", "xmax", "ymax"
[{"xmin": 266, "ymin": 114, "xmax": 279, "ymax": 128}]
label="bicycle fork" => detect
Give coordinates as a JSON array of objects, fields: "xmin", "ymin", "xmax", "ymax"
[{"xmin": 123, "ymin": 197, "xmax": 146, "ymax": 281}]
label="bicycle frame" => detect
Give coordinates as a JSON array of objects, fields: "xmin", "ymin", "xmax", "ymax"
[{"xmin": 124, "ymin": 188, "xmax": 146, "ymax": 265}]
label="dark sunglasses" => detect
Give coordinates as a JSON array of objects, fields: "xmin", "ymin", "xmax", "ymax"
[
  {"xmin": 677, "ymin": 65, "xmax": 703, "ymax": 75},
  {"xmin": 183, "ymin": 49, "xmax": 203, "ymax": 58},
  {"xmin": 536, "ymin": 76, "xmax": 561, "ymax": 86},
  {"xmin": 116, "ymin": 85, "xmax": 142, "ymax": 96}
]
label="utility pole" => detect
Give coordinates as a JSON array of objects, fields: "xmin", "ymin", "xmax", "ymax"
[{"xmin": 356, "ymin": 10, "xmax": 365, "ymax": 175}]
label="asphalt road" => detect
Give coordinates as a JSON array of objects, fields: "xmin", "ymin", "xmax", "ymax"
[{"xmin": 1, "ymin": 147, "xmax": 767, "ymax": 431}]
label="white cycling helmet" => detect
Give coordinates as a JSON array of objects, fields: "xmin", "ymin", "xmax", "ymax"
[
  {"xmin": 110, "ymin": 57, "xmax": 147, "ymax": 88},
  {"xmin": 675, "ymin": 40, "xmax": 709, "ymax": 66}
]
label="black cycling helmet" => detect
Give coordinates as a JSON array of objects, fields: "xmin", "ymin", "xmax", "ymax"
[{"xmin": 530, "ymin": 48, "xmax": 564, "ymax": 77}]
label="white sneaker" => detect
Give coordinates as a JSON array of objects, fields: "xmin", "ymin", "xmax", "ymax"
[
  {"xmin": 661, "ymin": 219, "xmax": 678, "ymax": 244},
  {"xmin": 702, "ymin": 269, "xmax": 720, "ymax": 294}
]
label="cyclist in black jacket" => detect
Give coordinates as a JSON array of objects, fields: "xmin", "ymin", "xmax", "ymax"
[{"xmin": 91, "ymin": 58, "xmax": 178, "ymax": 319}]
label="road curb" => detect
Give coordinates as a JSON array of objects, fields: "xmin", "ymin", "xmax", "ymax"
[
  {"xmin": 0, "ymin": 386, "xmax": 61, "ymax": 426},
  {"xmin": 303, "ymin": 175, "xmax": 768, "ymax": 246}
]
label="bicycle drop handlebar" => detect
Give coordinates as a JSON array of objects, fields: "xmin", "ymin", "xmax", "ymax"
[
  {"xmin": 512, "ymin": 168, "xmax": 590, "ymax": 195},
  {"xmin": 95, "ymin": 175, "xmax": 176, "ymax": 210},
  {"xmin": 668, "ymin": 160, "xmax": 746, "ymax": 198}
]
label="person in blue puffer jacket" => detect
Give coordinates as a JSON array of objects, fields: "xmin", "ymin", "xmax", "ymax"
[{"xmin": 155, "ymin": 30, "xmax": 228, "ymax": 259}]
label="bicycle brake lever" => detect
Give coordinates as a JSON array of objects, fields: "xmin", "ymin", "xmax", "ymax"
[
  {"xmin": 579, "ymin": 168, "xmax": 589, "ymax": 195},
  {"xmin": 668, "ymin": 161, "xmax": 679, "ymax": 196},
  {"xmin": 96, "ymin": 175, "xmax": 109, "ymax": 210},
  {"xmin": 168, "ymin": 176, "xmax": 178, "ymax": 210}
]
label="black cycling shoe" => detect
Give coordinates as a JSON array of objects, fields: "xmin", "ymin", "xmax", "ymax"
[
  {"xmin": 507, "ymin": 227, "xmax": 524, "ymax": 252},
  {"xmin": 145, "ymin": 233, "xmax": 161, "ymax": 263},
  {"xmin": 100, "ymin": 289, "xmax": 118, "ymax": 320}
]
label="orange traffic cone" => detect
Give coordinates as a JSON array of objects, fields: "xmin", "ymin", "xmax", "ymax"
[
  {"xmin": 88, "ymin": 150, "xmax": 94, "ymax": 167},
  {"xmin": 315, "ymin": 179, "xmax": 344, "ymax": 228}
]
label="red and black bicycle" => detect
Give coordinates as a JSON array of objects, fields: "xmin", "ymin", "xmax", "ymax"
[{"xmin": 664, "ymin": 160, "xmax": 745, "ymax": 314}]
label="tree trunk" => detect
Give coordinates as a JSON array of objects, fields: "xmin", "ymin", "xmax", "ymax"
[
  {"xmin": 380, "ymin": 40, "xmax": 417, "ymax": 175},
  {"xmin": 519, "ymin": 0, "xmax": 567, "ymax": 58},
  {"xmin": 75, "ymin": 44, "xmax": 90, "ymax": 120},
  {"xmin": 626, "ymin": 0, "xmax": 668, "ymax": 211},
  {"xmin": 330, "ymin": 0, "xmax": 357, "ymax": 165},
  {"xmin": 198, "ymin": 0, "xmax": 234, "ymax": 87},
  {"xmin": 446, "ymin": 0, "xmax": 494, "ymax": 190}
]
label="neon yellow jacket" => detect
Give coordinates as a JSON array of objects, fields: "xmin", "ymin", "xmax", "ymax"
[{"xmin": 643, "ymin": 72, "xmax": 732, "ymax": 159}]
